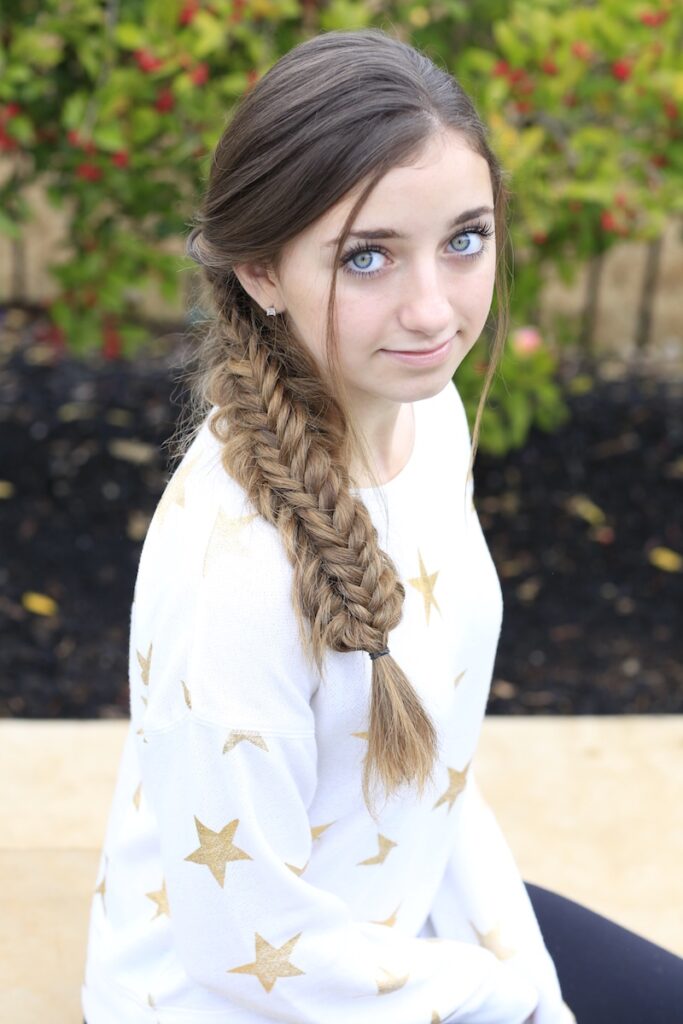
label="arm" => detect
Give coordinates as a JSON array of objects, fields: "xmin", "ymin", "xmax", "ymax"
[
  {"xmin": 135, "ymin": 512, "xmax": 542, "ymax": 1024},
  {"xmin": 427, "ymin": 765, "xmax": 571, "ymax": 1024}
]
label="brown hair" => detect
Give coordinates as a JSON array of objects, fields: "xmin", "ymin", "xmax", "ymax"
[{"xmin": 171, "ymin": 27, "xmax": 511, "ymax": 809}]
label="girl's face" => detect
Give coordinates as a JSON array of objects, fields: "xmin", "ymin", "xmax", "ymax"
[{"xmin": 271, "ymin": 129, "xmax": 497, "ymax": 412}]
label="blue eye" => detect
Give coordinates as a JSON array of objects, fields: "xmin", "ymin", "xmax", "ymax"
[{"xmin": 340, "ymin": 221, "xmax": 495, "ymax": 279}]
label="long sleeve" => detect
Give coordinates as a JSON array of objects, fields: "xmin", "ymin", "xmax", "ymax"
[
  {"xmin": 427, "ymin": 765, "xmax": 567, "ymax": 1024},
  {"xmin": 135, "ymin": 516, "xmax": 543, "ymax": 1024}
]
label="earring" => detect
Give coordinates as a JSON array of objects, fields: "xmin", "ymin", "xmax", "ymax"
[{"xmin": 266, "ymin": 306, "xmax": 277, "ymax": 317}]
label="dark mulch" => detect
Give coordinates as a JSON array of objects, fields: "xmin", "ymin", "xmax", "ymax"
[{"xmin": 1, "ymin": 303, "xmax": 681, "ymax": 719}]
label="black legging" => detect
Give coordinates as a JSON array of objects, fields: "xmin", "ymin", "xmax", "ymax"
[
  {"xmin": 525, "ymin": 881, "xmax": 683, "ymax": 1022},
  {"xmin": 83, "ymin": 883, "xmax": 683, "ymax": 1023}
]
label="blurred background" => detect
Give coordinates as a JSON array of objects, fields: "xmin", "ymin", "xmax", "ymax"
[{"xmin": 0, "ymin": 0, "xmax": 681, "ymax": 719}]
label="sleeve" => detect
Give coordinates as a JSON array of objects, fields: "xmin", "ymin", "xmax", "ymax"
[
  {"xmin": 426, "ymin": 765, "xmax": 570, "ymax": 1024},
  {"xmin": 137, "ymin": 520, "xmax": 542, "ymax": 1024}
]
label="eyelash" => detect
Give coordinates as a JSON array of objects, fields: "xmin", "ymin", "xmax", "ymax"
[{"xmin": 340, "ymin": 221, "xmax": 495, "ymax": 279}]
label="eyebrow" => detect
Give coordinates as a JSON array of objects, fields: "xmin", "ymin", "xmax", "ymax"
[{"xmin": 324, "ymin": 206, "xmax": 495, "ymax": 247}]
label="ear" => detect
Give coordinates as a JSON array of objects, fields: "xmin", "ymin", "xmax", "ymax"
[{"xmin": 232, "ymin": 260, "xmax": 284, "ymax": 313}]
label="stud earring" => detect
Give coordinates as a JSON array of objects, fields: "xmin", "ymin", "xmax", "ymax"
[{"xmin": 266, "ymin": 306, "xmax": 277, "ymax": 317}]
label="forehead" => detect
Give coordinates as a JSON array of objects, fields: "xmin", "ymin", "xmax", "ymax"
[{"xmin": 313, "ymin": 130, "xmax": 494, "ymax": 242}]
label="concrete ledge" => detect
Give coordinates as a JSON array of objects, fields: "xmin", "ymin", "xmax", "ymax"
[{"xmin": 1, "ymin": 716, "xmax": 681, "ymax": 1024}]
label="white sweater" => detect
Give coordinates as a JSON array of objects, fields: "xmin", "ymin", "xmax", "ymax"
[{"xmin": 81, "ymin": 380, "xmax": 569, "ymax": 1024}]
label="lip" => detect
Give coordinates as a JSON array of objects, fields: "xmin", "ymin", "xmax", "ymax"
[{"xmin": 381, "ymin": 335, "xmax": 453, "ymax": 366}]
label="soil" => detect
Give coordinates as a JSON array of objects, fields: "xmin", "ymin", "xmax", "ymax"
[{"xmin": 1, "ymin": 303, "xmax": 681, "ymax": 719}]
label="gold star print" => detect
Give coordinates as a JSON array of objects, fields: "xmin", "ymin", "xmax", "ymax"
[
  {"xmin": 94, "ymin": 855, "xmax": 108, "ymax": 914},
  {"xmin": 408, "ymin": 549, "xmax": 441, "ymax": 624},
  {"xmin": 471, "ymin": 919, "xmax": 518, "ymax": 960},
  {"xmin": 433, "ymin": 761, "xmax": 471, "ymax": 813},
  {"xmin": 136, "ymin": 726, "xmax": 148, "ymax": 744},
  {"xmin": 371, "ymin": 904, "xmax": 401, "ymax": 927},
  {"xmin": 358, "ymin": 833, "xmax": 397, "ymax": 866},
  {"xmin": 136, "ymin": 641, "xmax": 152, "ymax": 686},
  {"xmin": 146, "ymin": 879, "xmax": 170, "ymax": 919},
  {"xmin": 454, "ymin": 668, "xmax": 467, "ymax": 688},
  {"xmin": 311, "ymin": 822, "xmax": 334, "ymax": 842},
  {"xmin": 376, "ymin": 967, "xmax": 409, "ymax": 995},
  {"xmin": 228, "ymin": 932, "xmax": 305, "ymax": 992},
  {"xmin": 181, "ymin": 680, "xmax": 192, "ymax": 710},
  {"xmin": 223, "ymin": 730, "xmax": 269, "ymax": 754},
  {"xmin": 285, "ymin": 859, "xmax": 309, "ymax": 876},
  {"xmin": 151, "ymin": 454, "xmax": 200, "ymax": 531},
  {"xmin": 202, "ymin": 508, "xmax": 258, "ymax": 577},
  {"xmin": 132, "ymin": 781, "xmax": 142, "ymax": 811},
  {"xmin": 184, "ymin": 816, "xmax": 252, "ymax": 886},
  {"xmin": 351, "ymin": 730, "xmax": 368, "ymax": 740}
]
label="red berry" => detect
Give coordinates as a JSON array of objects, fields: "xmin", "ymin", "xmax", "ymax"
[
  {"xmin": 0, "ymin": 128, "xmax": 19, "ymax": 152},
  {"xmin": 3, "ymin": 103, "xmax": 21, "ymax": 119},
  {"xmin": 67, "ymin": 129, "xmax": 82, "ymax": 146},
  {"xmin": 611, "ymin": 60, "xmax": 632, "ymax": 82},
  {"xmin": 190, "ymin": 62, "xmax": 209, "ymax": 86},
  {"xmin": 663, "ymin": 99, "xmax": 678, "ymax": 120},
  {"xmin": 540, "ymin": 58, "xmax": 558, "ymax": 75},
  {"xmin": 246, "ymin": 69, "xmax": 259, "ymax": 89},
  {"xmin": 83, "ymin": 140, "xmax": 97, "ymax": 155},
  {"xmin": 514, "ymin": 100, "xmax": 534, "ymax": 114},
  {"xmin": 179, "ymin": 0, "xmax": 200, "ymax": 25},
  {"xmin": 103, "ymin": 320, "xmax": 122, "ymax": 359},
  {"xmin": 650, "ymin": 154, "xmax": 668, "ymax": 167},
  {"xmin": 531, "ymin": 230, "xmax": 548, "ymax": 245},
  {"xmin": 571, "ymin": 41, "xmax": 591, "ymax": 61},
  {"xmin": 600, "ymin": 210, "xmax": 618, "ymax": 232},
  {"xmin": 112, "ymin": 150, "xmax": 129, "ymax": 168},
  {"xmin": 76, "ymin": 162, "xmax": 102, "ymax": 182},
  {"xmin": 640, "ymin": 10, "xmax": 669, "ymax": 27},
  {"xmin": 154, "ymin": 88, "xmax": 175, "ymax": 113},
  {"xmin": 492, "ymin": 60, "xmax": 510, "ymax": 77},
  {"xmin": 134, "ymin": 49, "xmax": 164, "ymax": 73}
]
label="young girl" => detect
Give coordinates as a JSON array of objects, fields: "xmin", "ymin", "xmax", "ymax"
[{"xmin": 81, "ymin": 27, "xmax": 683, "ymax": 1024}]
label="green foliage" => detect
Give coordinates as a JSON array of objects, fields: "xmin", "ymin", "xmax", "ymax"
[{"xmin": 0, "ymin": 0, "xmax": 680, "ymax": 452}]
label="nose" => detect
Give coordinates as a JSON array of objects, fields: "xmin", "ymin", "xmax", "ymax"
[{"xmin": 397, "ymin": 258, "xmax": 453, "ymax": 338}]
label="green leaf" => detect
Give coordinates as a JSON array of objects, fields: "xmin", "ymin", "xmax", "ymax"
[
  {"xmin": 114, "ymin": 23, "xmax": 147, "ymax": 50},
  {"xmin": 63, "ymin": 92, "xmax": 89, "ymax": 131},
  {"xmin": 0, "ymin": 208, "xmax": 22, "ymax": 240},
  {"xmin": 92, "ymin": 122, "xmax": 127, "ymax": 152}
]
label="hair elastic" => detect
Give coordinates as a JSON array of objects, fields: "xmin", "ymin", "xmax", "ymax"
[{"xmin": 369, "ymin": 648, "xmax": 390, "ymax": 661}]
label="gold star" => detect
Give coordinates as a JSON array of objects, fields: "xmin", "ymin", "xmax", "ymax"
[
  {"xmin": 223, "ymin": 730, "xmax": 269, "ymax": 754},
  {"xmin": 433, "ymin": 762, "xmax": 470, "ymax": 813},
  {"xmin": 228, "ymin": 932, "xmax": 305, "ymax": 992},
  {"xmin": 184, "ymin": 816, "xmax": 252, "ymax": 886},
  {"xmin": 351, "ymin": 730, "xmax": 369, "ymax": 740},
  {"xmin": 408, "ymin": 549, "xmax": 441, "ymax": 624},
  {"xmin": 146, "ymin": 879, "xmax": 170, "ymax": 919},
  {"xmin": 181, "ymin": 680, "xmax": 192, "ymax": 709},
  {"xmin": 141, "ymin": 694, "xmax": 148, "ymax": 708},
  {"xmin": 285, "ymin": 859, "xmax": 309, "ymax": 876},
  {"xmin": 94, "ymin": 855, "xmax": 108, "ymax": 914},
  {"xmin": 432, "ymin": 1013, "xmax": 442, "ymax": 1024},
  {"xmin": 151, "ymin": 455, "xmax": 200, "ymax": 531},
  {"xmin": 311, "ymin": 822, "xmax": 334, "ymax": 842},
  {"xmin": 136, "ymin": 726, "xmax": 148, "ymax": 745},
  {"xmin": 136, "ymin": 641, "xmax": 152, "ymax": 686},
  {"xmin": 376, "ymin": 967, "xmax": 409, "ymax": 995},
  {"xmin": 471, "ymin": 919, "xmax": 518, "ymax": 960},
  {"xmin": 132, "ymin": 781, "xmax": 142, "ymax": 811},
  {"xmin": 371, "ymin": 903, "xmax": 401, "ymax": 927},
  {"xmin": 202, "ymin": 508, "xmax": 257, "ymax": 577},
  {"xmin": 358, "ymin": 833, "xmax": 398, "ymax": 866},
  {"xmin": 454, "ymin": 668, "xmax": 467, "ymax": 688}
]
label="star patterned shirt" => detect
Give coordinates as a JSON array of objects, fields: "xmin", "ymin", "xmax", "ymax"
[{"xmin": 81, "ymin": 380, "xmax": 570, "ymax": 1024}]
